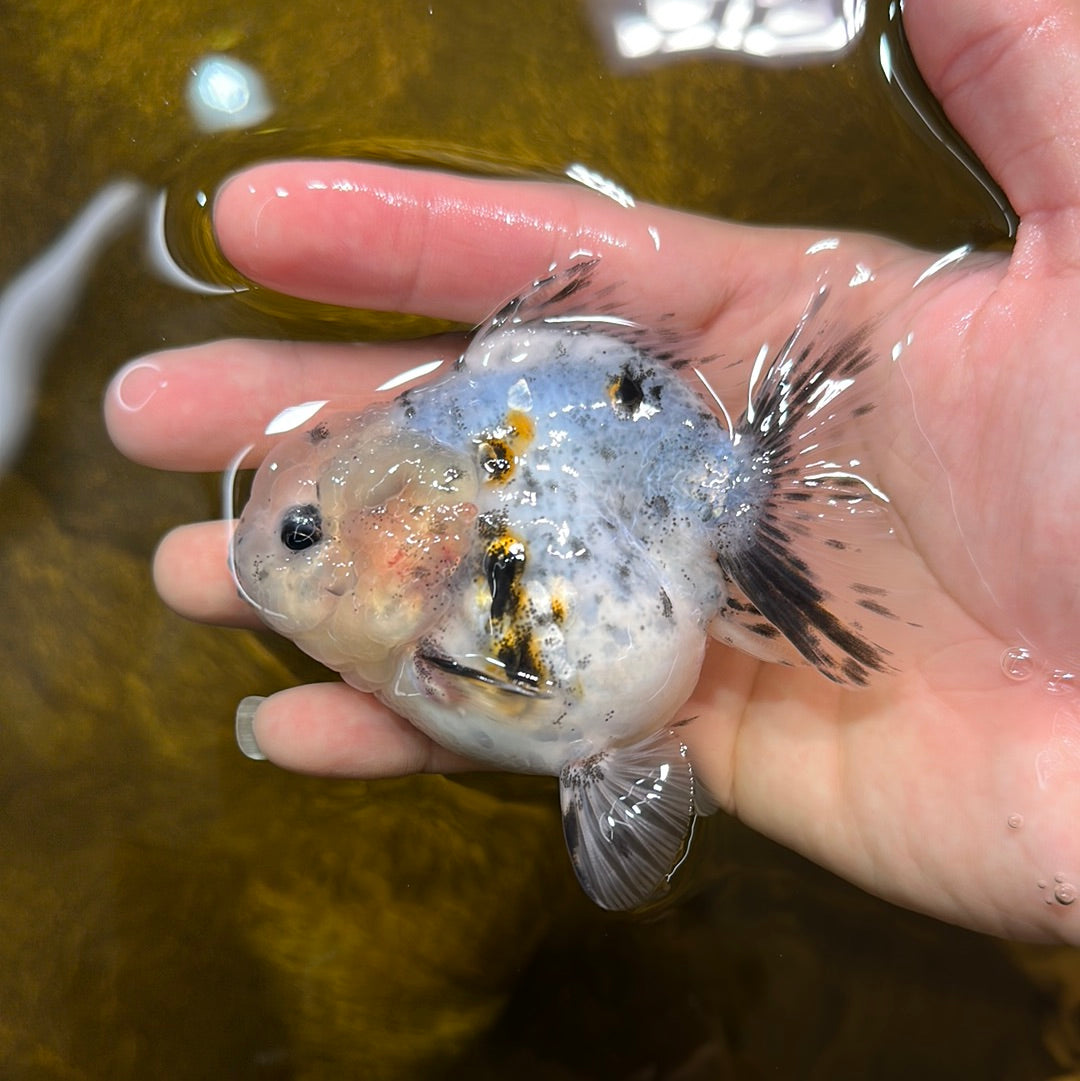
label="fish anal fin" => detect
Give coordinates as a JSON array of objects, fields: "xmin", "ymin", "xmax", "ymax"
[{"xmin": 559, "ymin": 728, "xmax": 696, "ymax": 911}]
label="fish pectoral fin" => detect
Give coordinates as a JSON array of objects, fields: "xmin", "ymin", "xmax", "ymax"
[
  {"xmin": 559, "ymin": 728, "xmax": 697, "ymax": 912},
  {"xmin": 416, "ymin": 649, "xmax": 550, "ymax": 698}
]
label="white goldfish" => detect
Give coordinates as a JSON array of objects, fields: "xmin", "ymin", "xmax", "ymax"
[{"xmin": 232, "ymin": 262, "xmax": 899, "ymax": 910}]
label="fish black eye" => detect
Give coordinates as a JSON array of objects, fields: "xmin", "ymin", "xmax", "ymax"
[{"xmin": 279, "ymin": 504, "xmax": 323, "ymax": 551}]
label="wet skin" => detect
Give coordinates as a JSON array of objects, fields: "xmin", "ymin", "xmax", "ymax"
[{"xmin": 107, "ymin": 0, "xmax": 1080, "ymax": 941}]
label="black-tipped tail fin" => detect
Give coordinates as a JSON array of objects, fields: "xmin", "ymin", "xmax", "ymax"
[{"xmin": 712, "ymin": 289, "xmax": 902, "ymax": 686}]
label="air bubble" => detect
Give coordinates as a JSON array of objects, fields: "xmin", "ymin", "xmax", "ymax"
[
  {"xmin": 1006, "ymin": 813, "xmax": 1023, "ymax": 830},
  {"xmin": 1046, "ymin": 670, "xmax": 1076, "ymax": 695},
  {"xmin": 1054, "ymin": 883, "xmax": 1077, "ymax": 906},
  {"xmin": 1000, "ymin": 646, "xmax": 1035, "ymax": 681}
]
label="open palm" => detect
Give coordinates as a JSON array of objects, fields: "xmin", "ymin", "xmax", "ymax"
[{"xmin": 107, "ymin": 0, "xmax": 1080, "ymax": 941}]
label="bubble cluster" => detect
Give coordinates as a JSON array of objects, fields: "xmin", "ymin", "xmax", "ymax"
[
  {"xmin": 1037, "ymin": 874, "xmax": 1078, "ymax": 907},
  {"xmin": 999, "ymin": 647, "xmax": 1079, "ymax": 698}
]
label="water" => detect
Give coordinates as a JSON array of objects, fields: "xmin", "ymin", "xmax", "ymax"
[
  {"xmin": 0, "ymin": 0, "xmax": 1066, "ymax": 1078},
  {"xmin": 1055, "ymin": 882, "xmax": 1078, "ymax": 907},
  {"xmin": 1001, "ymin": 646, "xmax": 1036, "ymax": 682}
]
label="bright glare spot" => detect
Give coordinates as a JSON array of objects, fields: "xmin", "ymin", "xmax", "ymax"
[
  {"xmin": 912, "ymin": 244, "xmax": 973, "ymax": 288},
  {"xmin": 376, "ymin": 359, "xmax": 445, "ymax": 392},
  {"xmin": 614, "ymin": 15, "xmax": 665, "ymax": 57},
  {"xmin": 848, "ymin": 263, "xmax": 873, "ymax": 287},
  {"xmin": 597, "ymin": 0, "xmax": 865, "ymax": 65},
  {"xmin": 648, "ymin": 0, "xmax": 714, "ymax": 32},
  {"xmin": 878, "ymin": 32, "xmax": 892, "ymax": 81},
  {"xmin": 264, "ymin": 400, "xmax": 329, "ymax": 435},
  {"xmin": 565, "ymin": 163, "xmax": 636, "ymax": 208},
  {"xmin": 186, "ymin": 54, "xmax": 273, "ymax": 133}
]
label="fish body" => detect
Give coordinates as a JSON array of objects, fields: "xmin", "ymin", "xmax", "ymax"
[{"xmin": 233, "ymin": 264, "xmax": 897, "ymax": 910}]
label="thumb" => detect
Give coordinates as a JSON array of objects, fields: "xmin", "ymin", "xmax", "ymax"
[{"xmin": 903, "ymin": 0, "xmax": 1080, "ymax": 263}]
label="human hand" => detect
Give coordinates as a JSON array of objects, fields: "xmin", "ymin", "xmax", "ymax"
[{"xmin": 106, "ymin": 0, "xmax": 1080, "ymax": 941}]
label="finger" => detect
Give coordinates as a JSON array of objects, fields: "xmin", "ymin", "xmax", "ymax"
[
  {"xmin": 154, "ymin": 521, "xmax": 256, "ymax": 626},
  {"xmin": 904, "ymin": 0, "xmax": 1080, "ymax": 258},
  {"xmin": 213, "ymin": 160, "xmax": 808, "ymax": 327},
  {"xmin": 105, "ymin": 335, "xmax": 465, "ymax": 470},
  {"xmin": 241, "ymin": 681, "xmax": 476, "ymax": 777}
]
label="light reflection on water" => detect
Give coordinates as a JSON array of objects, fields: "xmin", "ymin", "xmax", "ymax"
[{"xmin": 0, "ymin": 0, "xmax": 1069, "ymax": 1078}]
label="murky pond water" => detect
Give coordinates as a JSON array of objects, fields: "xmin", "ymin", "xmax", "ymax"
[{"xmin": 2, "ymin": 1, "xmax": 1077, "ymax": 1078}]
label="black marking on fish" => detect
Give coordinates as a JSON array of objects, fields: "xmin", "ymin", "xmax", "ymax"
[
  {"xmin": 723, "ymin": 595, "xmax": 761, "ymax": 616},
  {"xmin": 659, "ymin": 588, "xmax": 673, "ymax": 619},
  {"xmin": 857, "ymin": 599, "xmax": 897, "ymax": 619},
  {"xmin": 476, "ymin": 509, "xmax": 509, "ymax": 538},
  {"xmin": 609, "ymin": 363, "xmax": 661, "ymax": 421},
  {"xmin": 494, "ymin": 636, "xmax": 546, "ymax": 691},
  {"xmin": 485, "ymin": 541, "xmax": 526, "ymax": 620},
  {"xmin": 478, "ymin": 439, "xmax": 513, "ymax": 481},
  {"xmin": 612, "ymin": 371, "xmax": 645, "ymax": 416}
]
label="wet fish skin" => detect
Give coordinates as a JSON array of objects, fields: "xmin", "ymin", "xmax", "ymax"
[{"xmin": 232, "ymin": 262, "xmax": 897, "ymax": 910}]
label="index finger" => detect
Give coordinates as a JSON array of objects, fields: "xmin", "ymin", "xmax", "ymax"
[{"xmin": 213, "ymin": 160, "xmax": 810, "ymax": 330}]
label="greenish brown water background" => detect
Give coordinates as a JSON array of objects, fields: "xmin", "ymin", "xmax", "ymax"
[{"xmin": 2, "ymin": 1, "xmax": 1078, "ymax": 1077}]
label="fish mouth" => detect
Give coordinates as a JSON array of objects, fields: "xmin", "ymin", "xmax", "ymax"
[{"xmin": 415, "ymin": 647, "xmax": 552, "ymax": 699}]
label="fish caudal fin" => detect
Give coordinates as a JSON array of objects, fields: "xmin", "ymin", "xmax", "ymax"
[
  {"xmin": 712, "ymin": 288, "xmax": 900, "ymax": 686},
  {"xmin": 559, "ymin": 728, "xmax": 696, "ymax": 911}
]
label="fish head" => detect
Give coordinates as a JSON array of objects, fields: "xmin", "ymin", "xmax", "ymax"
[{"xmin": 232, "ymin": 405, "xmax": 480, "ymax": 691}]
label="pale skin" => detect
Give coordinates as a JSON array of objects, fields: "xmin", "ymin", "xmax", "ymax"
[{"xmin": 106, "ymin": 0, "xmax": 1080, "ymax": 942}]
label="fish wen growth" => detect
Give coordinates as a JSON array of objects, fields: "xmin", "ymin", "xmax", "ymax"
[{"xmin": 232, "ymin": 261, "xmax": 901, "ymax": 910}]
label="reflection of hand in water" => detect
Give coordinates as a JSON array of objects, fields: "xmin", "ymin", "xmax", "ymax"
[{"xmin": 106, "ymin": 0, "xmax": 1080, "ymax": 940}]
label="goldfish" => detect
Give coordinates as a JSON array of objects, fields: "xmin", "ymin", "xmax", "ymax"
[{"xmin": 232, "ymin": 262, "xmax": 899, "ymax": 910}]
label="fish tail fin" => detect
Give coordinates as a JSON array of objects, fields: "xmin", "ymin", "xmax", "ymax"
[
  {"xmin": 559, "ymin": 727, "xmax": 698, "ymax": 911},
  {"xmin": 710, "ymin": 288, "xmax": 902, "ymax": 686}
]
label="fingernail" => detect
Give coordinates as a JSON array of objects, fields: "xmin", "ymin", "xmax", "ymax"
[
  {"xmin": 114, "ymin": 360, "xmax": 167, "ymax": 412},
  {"xmin": 236, "ymin": 695, "xmax": 268, "ymax": 760}
]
